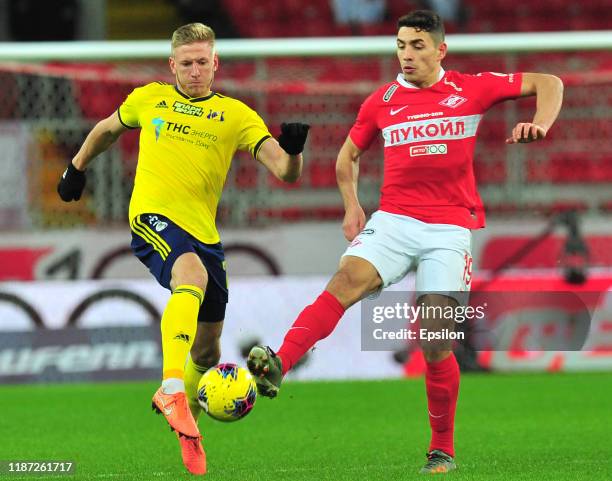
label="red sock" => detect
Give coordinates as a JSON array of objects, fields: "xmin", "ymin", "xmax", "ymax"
[
  {"xmin": 425, "ymin": 353, "xmax": 460, "ymax": 457},
  {"xmin": 277, "ymin": 291, "xmax": 345, "ymax": 374}
]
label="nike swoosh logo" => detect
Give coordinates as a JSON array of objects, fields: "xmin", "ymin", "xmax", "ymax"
[
  {"xmin": 160, "ymin": 398, "xmax": 173, "ymax": 416},
  {"xmin": 428, "ymin": 410, "xmax": 447, "ymax": 419},
  {"xmin": 390, "ymin": 105, "xmax": 409, "ymax": 115}
]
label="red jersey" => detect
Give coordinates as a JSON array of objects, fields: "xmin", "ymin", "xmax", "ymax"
[{"xmin": 349, "ymin": 69, "xmax": 523, "ymax": 229}]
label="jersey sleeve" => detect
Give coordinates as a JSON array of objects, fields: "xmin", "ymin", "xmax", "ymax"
[
  {"xmin": 236, "ymin": 106, "xmax": 272, "ymax": 158},
  {"xmin": 117, "ymin": 85, "xmax": 148, "ymax": 129},
  {"xmin": 348, "ymin": 93, "xmax": 379, "ymax": 151},
  {"xmin": 472, "ymin": 72, "xmax": 523, "ymax": 110}
]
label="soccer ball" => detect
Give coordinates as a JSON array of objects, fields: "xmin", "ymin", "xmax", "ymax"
[{"xmin": 197, "ymin": 363, "xmax": 257, "ymax": 422}]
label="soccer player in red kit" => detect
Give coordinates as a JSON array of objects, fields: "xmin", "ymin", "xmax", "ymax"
[{"xmin": 248, "ymin": 10, "xmax": 563, "ymax": 474}]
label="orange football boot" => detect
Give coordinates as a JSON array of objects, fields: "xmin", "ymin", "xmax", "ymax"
[
  {"xmin": 152, "ymin": 387, "xmax": 200, "ymax": 438},
  {"xmin": 177, "ymin": 433, "xmax": 207, "ymax": 475}
]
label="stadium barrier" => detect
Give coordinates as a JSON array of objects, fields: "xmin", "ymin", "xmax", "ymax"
[
  {"xmin": 2, "ymin": 31, "xmax": 612, "ymax": 60},
  {"xmin": 1, "ymin": 274, "xmax": 611, "ymax": 384}
]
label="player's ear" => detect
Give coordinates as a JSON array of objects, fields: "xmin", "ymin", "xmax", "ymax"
[
  {"xmin": 169, "ymin": 56, "xmax": 177, "ymax": 75},
  {"xmin": 213, "ymin": 53, "xmax": 219, "ymax": 72},
  {"xmin": 437, "ymin": 42, "xmax": 448, "ymax": 62}
]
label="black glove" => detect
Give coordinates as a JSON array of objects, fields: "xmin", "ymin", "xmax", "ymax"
[
  {"xmin": 57, "ymin": 163, "xmax": 86, "ymax": 201},
  {"xmin": 278, "ymin": 122, "xmax": 310, "ymax": 155}
]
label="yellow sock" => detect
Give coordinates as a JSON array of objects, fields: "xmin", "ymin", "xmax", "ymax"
[
  {"xmin": 184, "ymin": 355, "xmax": 211, "ymax": 421},
  {"xmin": 161, "ymin": 284, "xmax": 203, "ymax": 381}
]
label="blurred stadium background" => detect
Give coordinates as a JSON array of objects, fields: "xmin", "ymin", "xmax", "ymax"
[{"xmin": 0, "ymin": 0, "xmax": 611, "ymax": 382}]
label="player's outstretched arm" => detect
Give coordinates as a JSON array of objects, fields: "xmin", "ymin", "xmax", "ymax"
[
  {"xmin": 337, "ymin": 136, "xmax": 366, "ymax": 242},
  {"xmin": 257, "ymin": 122, "xmax": 309, "ymax": 183},
  {"xmin": 57, "ymin": 111, "xmax": 128, "ymax": 201},
  {"xmin": 506, "ymin": 72, "xmax": 564, "ymax": 144}
]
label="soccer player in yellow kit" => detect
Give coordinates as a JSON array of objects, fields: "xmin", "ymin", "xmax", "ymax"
[{"xmin": 57, "ymin": 23, "xmax": 309, "ymax": 476}]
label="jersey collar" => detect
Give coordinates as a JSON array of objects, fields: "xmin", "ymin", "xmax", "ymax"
[
  {"xmin": 174, "ymin": 85, "xmax": 216, "ymax": 102},
  {"xmin": 395, "ymin": 67, "xmax": 445, "ymax": 89}
]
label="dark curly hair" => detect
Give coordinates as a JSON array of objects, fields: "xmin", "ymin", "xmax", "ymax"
[{"xmin": 397, "ymin": 10, "xmax": 445, "ymax": 45}]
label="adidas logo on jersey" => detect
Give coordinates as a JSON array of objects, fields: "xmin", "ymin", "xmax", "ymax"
[{"xmin": 155, "ymin": 100, "xmax": 168, "ymax": 108}]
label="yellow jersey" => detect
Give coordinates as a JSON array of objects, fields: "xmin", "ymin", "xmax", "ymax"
[{"xmin": 118, "ymin": 82, "xmax": 271, "ymax": 244}]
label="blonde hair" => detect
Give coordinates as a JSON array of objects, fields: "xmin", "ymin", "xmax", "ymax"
[{"xmin": 171, "ymin": 23, "xmax": 215, "ymax": 54}]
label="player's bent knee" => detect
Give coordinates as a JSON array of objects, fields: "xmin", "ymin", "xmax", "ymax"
[
  {"xmin": 327, "ymin": 261, "xmax": 382, "ymax": 307},
  {"xmin": 170, "ymin": 252, "xmax": 208, "ymax": 291},
  {"xmin": 339, "ymin": 256, "xmax": 383, "ymax": 289}
]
